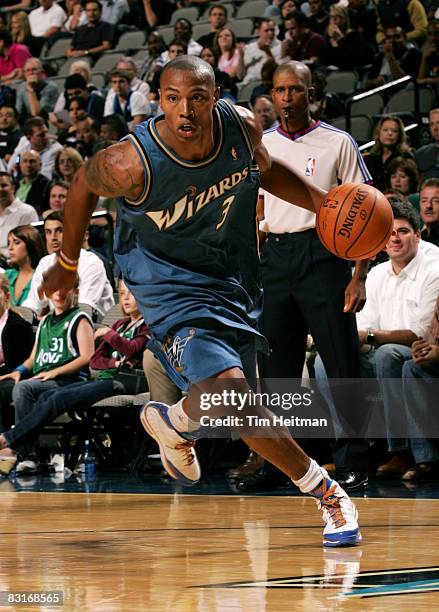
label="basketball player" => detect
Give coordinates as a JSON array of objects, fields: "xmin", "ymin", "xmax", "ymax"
[
  {"xmin": 250, "ymin": 61, "xmax": 373, "ymax": 493},
  {"xmin": 40, "ymin": 56, "xmax": 361, "ymax": 547}
]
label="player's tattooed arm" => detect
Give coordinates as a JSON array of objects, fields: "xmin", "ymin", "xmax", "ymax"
[{"xmin": 84, "ymin": 140, "xmax": 144, "ymax": 200}]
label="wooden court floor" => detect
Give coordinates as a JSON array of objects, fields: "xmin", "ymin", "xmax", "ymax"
[{"xmin": 0, "ymin": 490, "xmax": 438, "ymax": 611}]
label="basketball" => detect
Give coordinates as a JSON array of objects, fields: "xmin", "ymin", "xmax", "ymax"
[{"xmin": 316, "ymin": 183, "xmax": 394, "ymax": 261}]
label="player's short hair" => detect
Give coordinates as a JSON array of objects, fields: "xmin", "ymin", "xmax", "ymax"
[
  {"xmin": 391, "ymin": 200, "xmax": 421, "ymax": 232},
  {"xmin": 160, "ymin": 55, "xmax": 216, "ymax": 90}
]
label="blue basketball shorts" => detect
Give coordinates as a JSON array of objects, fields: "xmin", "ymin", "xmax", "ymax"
[{"xmin": 147, "ymin": 322, "xmax": 258, "ymax": 391}]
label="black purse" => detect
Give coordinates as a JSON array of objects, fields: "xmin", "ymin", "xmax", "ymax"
[{"xmin": 114, "ymin": 365, "xmax": 149, "ymax": 395}]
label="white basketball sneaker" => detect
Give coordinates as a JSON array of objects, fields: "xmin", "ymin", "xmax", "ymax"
[
  {"xmin": 311, "ymin": 470, "xmax": 362, "ymax": 547},
  {"xmin": 140, "ymin": 402, "xmax": 201, "ymax": 486}
]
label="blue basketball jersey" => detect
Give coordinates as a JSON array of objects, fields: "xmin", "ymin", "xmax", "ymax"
[{"xmin": 114, "ymin": 100, "xmax": 264, "ymax": 343}]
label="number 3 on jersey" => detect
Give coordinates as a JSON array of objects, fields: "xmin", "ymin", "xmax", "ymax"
[{"xmin": 216, "ymin": 194, "xmax": 236, "ymax": 230}]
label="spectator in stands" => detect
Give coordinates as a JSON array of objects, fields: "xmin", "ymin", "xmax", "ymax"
[
  {"xmin": 418, "ymin": 19, "xmax": 439, "ymax": 91},
  {"xmin": 347, "ymin": 0, "xmax": 378, "ymax": 47},
  {"xmin": 401, "ymin": 296, "xmax": 439, "ymax": 481},
  {"xmin": 309, "ymin": 69, "xmax": 345, "ymax": 121},
  {"xmin": 24, "ymin": 212, "xmax": 114, "ymax": 320},
  {"xmin": 282, "ymin": 10, "xmax": 325, "ymax": 63},
  {"xmin": 197, "ymin": 4, "xmax": 228, "ymax": 49},
  {"xmin": 75, "ymin": 118, "xmax": 100, "ymax": 159},
  {"xmin": 101, "ymin": 0, "xmax": 129, "ymax": 26},
  {"xmin": 199, "ymin": 47, "xmax": 238, "ymax": 102},
  {"xmin": 252, "ymin": 95, "xmax": 279, "ymax": 131},
  {"xmin": 0, "ymin": 172, "xmax": 38, "ymax": 260},
  {"xmin": 67, "ymin": 0, "xmax": 115, "ymax": 60},
  {"xmin": 115, "ymin": 57, "xmax": 150, "ymax": 99},
  {"xmin": 366, "ymin": 25, "xmax": 422, "ymax": 89},
  {"xmin": 0, "ymin": 106, "xmax": 23, "ymax": 164},
  {"xmin": 0, "ymin": 31, "xmax": 32, "ymax": 85},
  {"xmin": 161, "ymin": 19, "xmax": 202, "ymax": 61},
  {"xmin": 323, "ymin": 4, "xmax": 374, "ymax": 70},
  {"xmin": 42, "ymin": 180, "xmax": 68, "ymax": 219},
  {"xmin": 308, "ymin": 0, "xmax": 329, "ymax": 36},
  {"xmin": 139, "ymin": 31, "xmax": 167, "ymax": 84},
  {"xmin": 243, "ymin": 19, "xmax": 282, "ymax": 84},
  {"xmin": 16, "ymin": 58, "xmax": 59, "ymax": 121},
  {"xmin": 52, "ymin": 74, "xmax": 105, "ymax": 131},
  {"xmin": 10, "ymin": 11, "xmax": 40, "ymax": 59},
  {"xmin": 249, "ymin": 59, "xmax": 278, "ymax": 106},
  {"xmin": 363, "ymin": 115, "xmax": 413, "ymax": 191},
  {"xmin": 415, "ymin": 108, "xmax": 439, "ymax": 180},
  {"xmin": 104, "ymin": 69, "xmax": 150, "ymax": 127},
  {"xmin": 57, "ymin": 96, "xmax": 89, "ymax": 146},
  {"xmin": 5, "ymin": 224, "xmax": 46, "ymax": 306},
  {"xmin": 99, "ymin": 114, "xmax": 128, "ymax": 142},
  {"xmin": 142, "ymin": 0, "xmax": 174, "ymax": 29},
  {"xmin": 63, "ymin": 0, "xmax": 87, "ymax": 34},
  {"xmin": 356, "ymin": 202, "xmax": 439, "ymax": 477},
  {"xmin": 376, "ymin": 0, "xmax": 428, "ymax": 46},
  {"xmin": 387, "ymin": 156, "xmax": 420, "ymax": 205},
  {"xmin": 28, "ymin": 0, "xmax": 67, "ymax": 55},
  {"xmin": 0, "ymin": 279, "xmax": 180, "ymax": 474},
  {"xmin": 214, "ymin": 28, "xmax": 245, "ymax": 81},
  {"xmin": 149, "ymin": 40, "xmax": 188, "ymax": 99},
  {"xmin": 419, "ymin": 178, "xmax": 439, "ymax": 247},
  {"xmin": 266, "ymin": 0, "xmax": 296, "ymax": 29},
  {"xmin": 9, "ymin": 117, "xmax": 63, "ymax": 180},
  {"xmin": 16, "ymin": 149, "xmax": 50, "ymax": 214},
  {"xmin": 0, "ymin": 273, "xmax": 34, "ymax": 439},
  {"xmin": 0, "ymin": 278, "xmax": 94, "ymax": 474},
  {"xmin": 54, "ymin": 146, "xmax": 84, "ymax": 186}
]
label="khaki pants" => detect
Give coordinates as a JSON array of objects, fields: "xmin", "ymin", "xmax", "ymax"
[{"xmin": 143, "ymin": 349, "xmax": 182, "ymax": 405}]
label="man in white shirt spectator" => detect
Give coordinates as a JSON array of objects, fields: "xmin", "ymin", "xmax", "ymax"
[
  {"xmin": 104, "ymin": 69, "xmax": 150, "ymax": 128},
  {"xmin": 29, "ymin": 0, "xmax": 67, "ymax": 53},
  {"xmin": 115, "ymin": 57, "xmax": 150, "ymax": 99},
  {"xmin": 9, "ymin": 117, "xmax": 63, "ymax": 180},
  {"xmin": 243, "ymin": 19, "xmax": 282, "ymax": 84},
  {"xmin": 24, "ymin": 211, "xmax": 114, "ymax": 320},
  {"xmin": 0, "ymin": 172, "xmax": 38, "ymax": 259}
]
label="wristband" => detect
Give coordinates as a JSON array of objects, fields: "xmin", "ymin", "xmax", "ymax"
[
  {"xmin": 59, "ymin": 250, "xmax": 79, "ymax": 266},
  {"xmin": 14, "ymin": 365, "xmax": 30, "ymax": 376},
  {"xmin": 57, "ymin": 254, "xmax": 78, "ymax": 272}
]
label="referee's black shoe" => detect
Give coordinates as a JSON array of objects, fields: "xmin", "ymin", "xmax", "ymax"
[{"xmin": 335, "ymin": 470, "xmax": 369, "ymax": 492}]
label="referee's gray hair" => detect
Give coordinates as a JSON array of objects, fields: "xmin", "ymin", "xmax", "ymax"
[
  {"xmin": 160, "ymin": 55, "xmax": 216, "ymax": 89},
  {"xmin": 273, "ymin": 61, "xmax": 312, "ymax": 87}
]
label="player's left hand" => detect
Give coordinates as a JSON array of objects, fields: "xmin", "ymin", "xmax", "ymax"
[{"xmin": 343, "ymin": 277, "xmax": 366, "ymax": 313}]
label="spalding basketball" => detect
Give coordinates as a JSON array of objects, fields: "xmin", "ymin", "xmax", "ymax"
[{"xmin": 316, "ymin": 183, "xmax": 394, "ymax": 261}]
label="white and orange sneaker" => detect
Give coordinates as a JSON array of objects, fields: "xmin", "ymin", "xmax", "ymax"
[
  {"xmin": 140, "ymin": 402, "xmax": 201, "ymax": 486},
  {"xmin": 311, "ymin": 470, "xmax": 362, "ymax": 547}
]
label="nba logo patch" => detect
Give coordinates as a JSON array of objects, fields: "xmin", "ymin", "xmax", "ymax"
[{"xmin": 305, "ymin": 157, "xmax": 316, "ymax": 176}]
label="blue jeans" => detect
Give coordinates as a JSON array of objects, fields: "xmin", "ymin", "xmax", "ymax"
[
  {"xmin": 5, "ymin": 379, "xmax": 116, "ymax": 452},
  {"xmin": 402, "ymin": 359, "xmax": 439, "ymax": 465},
  {"xmin": 315, "ymin": 344, "xmax": 412, "ymax": 452}
]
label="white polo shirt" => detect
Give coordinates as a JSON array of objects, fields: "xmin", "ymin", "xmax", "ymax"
[
  {"xmin": 356, "ymin": 249, "xmax": 439, "ymax": 338},
  {"xmin": 260, "ymin": 121, "xmax": 372, "ymax": 234},
  {"xmin": 29, "ymin": 3, "xmax": 67, "ymax": 37},
  {"xmin": 0, "ymin": 198, "xmax": 38, "ymax": 256}
]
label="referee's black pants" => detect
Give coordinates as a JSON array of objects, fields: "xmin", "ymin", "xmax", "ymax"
[{"xmin": 258, "ymin": 229, "xmax": 369, "ymax": 471}]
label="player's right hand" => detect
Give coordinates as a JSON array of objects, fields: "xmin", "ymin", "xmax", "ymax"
[{"xmin": 38, "ymin": 258, "xmax": 77, "ymax": 300}]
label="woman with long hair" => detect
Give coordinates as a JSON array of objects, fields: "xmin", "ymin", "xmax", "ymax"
[
  {"xmin": 214, "ymin": 28, "xmax": 245, "ymax": 81},
  {"xmin": 54, "ymin": 147, "xmax": 84, "ymax": 185},
  {"xmin": 387, "ymin": 156, "xmax": 420, "ymax": 209},
  {"xmin": 363, "ymin": 115, "xmax": 413, "ymax": 191},
  {"xmin": 10, "ymin": 11, "xmax": 40, "ymax": 57},
  {"xmin": 5, "ymin": 225, "xmax": 46, "ymax": 307}
]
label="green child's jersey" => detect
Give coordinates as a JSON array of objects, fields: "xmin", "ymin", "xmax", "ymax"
[{"xmin": 33, "ymin": 307, "xmax": 93, "ymax": 379}]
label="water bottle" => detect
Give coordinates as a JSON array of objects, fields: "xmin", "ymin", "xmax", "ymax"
[{"xmin": 81, "ymin": 440, "xmax": 96, "ymax": 480}]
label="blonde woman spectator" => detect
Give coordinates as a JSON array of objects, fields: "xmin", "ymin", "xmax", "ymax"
[
  {"xmin": 214, "ymin": 28, "xmax": 245, "ymax": 81},
  {"xmin": 5, "ymin": 225, "xmax": 46, "ymax": 306},
  {"xmin": 10, "ymin": 11, "xmax": 40, "ymax": 58},
  {"xmin": 54, "ymin": 146, "xmax": 84, "ymax": 185}
]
